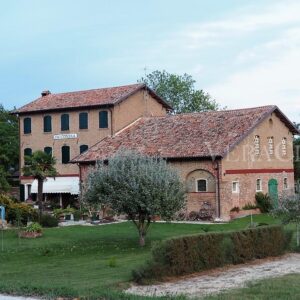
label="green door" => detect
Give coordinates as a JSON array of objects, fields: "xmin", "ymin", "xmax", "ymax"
[{"xmin": 268, "ymin": 179, "xmax": 278, "ymax": 208}]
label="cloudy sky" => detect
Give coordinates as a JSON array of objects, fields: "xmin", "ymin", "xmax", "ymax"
[{"xmin": 1, "ymin": 0, "xmax": 299, "ymax": 122}]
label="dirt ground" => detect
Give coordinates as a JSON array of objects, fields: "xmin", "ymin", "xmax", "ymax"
[{"xmin": 126, "ymin": 253, "xmax": 300, "ymax": 298}]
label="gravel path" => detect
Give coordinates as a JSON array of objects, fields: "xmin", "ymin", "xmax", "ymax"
[{"xmin": 126, "ymin": 253, "xmax": 300, "ymax": 298}]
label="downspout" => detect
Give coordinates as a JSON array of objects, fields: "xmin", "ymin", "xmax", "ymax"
[{"xmin": 216, "ymin": 160, "xmax": 221, "ymax": 218}]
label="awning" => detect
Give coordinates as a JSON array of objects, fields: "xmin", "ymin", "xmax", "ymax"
[{"xmin": 31, "ymin": 177, "xmax": 79, "ymax": 195}]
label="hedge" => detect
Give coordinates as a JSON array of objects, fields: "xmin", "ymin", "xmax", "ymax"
[{"xmin": 132, "ymin": 225, "xmax": 291, "ymax": 283}]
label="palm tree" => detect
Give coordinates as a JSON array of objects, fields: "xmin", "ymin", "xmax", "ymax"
[{"xmin": 22, "ymin": 150, "xmax": 57, "ymax": 218}]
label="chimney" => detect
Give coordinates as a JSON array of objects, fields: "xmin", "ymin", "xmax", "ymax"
[{"xmin": 41, "ymin": 90, "xmax": 51, "ymax": 97}]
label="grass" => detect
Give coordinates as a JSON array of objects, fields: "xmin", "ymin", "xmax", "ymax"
[
  {"xmin": 203, "ymin": 274, "xmax": 300, "ymax": 300},
  {"xmin": 0, "ymin": 215, "xmax": 283, "ymax": 299}
]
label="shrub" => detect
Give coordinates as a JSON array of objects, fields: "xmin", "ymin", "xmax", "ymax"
[
  {"xmin": 0, "ymin": 193, "xmax": 38, "ymax": 225},
  {"xmin": 73, "ymin": 210, "xmax": 82, "ymax": 221},
  {"xmin": 230, "ymin": 206, "xmax": 240, "ymax": 212},
  {"xmin": 132, "ymin": 225, "xmax": 288, "ymax": 283},
  {"xmin": 24, "ymin": 222, "xmax": 42, "ymax": 233},
  {"xmin": 40, "ymin": 214, "xmax": 59, "ymax": 227},
  {"xmin": 255, "ymin": 192, "xmax": 273, "ymax": 213},
  {"xmin": 242, "ymin": 203, "xmax": 258, "ymax": 210}
]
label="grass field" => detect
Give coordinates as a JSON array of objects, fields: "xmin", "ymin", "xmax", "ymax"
[{"xmin": 0, "ymin": 214, "xmax": 288, "ymax": 299}]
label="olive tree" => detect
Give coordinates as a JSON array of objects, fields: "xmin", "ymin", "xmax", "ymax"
[
  {"xmin": 83, "ymin": 151, "xmax": 186, "ymax": 246},
  {"xmin": 272, "ymin": 193, "xmax": 300, "ymax": 247}
]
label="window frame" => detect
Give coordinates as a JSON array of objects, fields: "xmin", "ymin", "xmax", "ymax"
[
  {"xmin": 79, "ymin": 112, "xmax": 88, "ymax": 130},
  {"xmin": 99, "ymin": 110, "xmax": 108, "ymax": 128},
  {"xmin": 232, "ymin": 181, "xmax": 240, "ymax": 193},
  {"xmin": 23, "ymin": 117, "xmax": 31, "ymax": 134},
  {"xmin": 254, "ymin": 135, "xmax": 260, "ymax": 156},
  {"xmin": 256, "ymin": 178, "xmax": 262, "ymax": 192},
  {"xmin": 283, "ymin": 177, "xmax": 288, "ymax": 190},
  {"xmin": 268, "ymin": 136, "xmax": 274, "ymax": 155},
  {"xmin": 61, "ymin": 114, "xmax": 70, "ymax": 131},
  {"xmin": 24, "ymin": 148, "xmax": 32, "ymax": 165},
  {"xmin": 195, "ymin": 178, "xmax": 208, "ymax": 192},
  {"xmin": 61, "ymin": 145, "xmax": 70, "ymax": 164},
  {"xmin": 43, "ymin": 115, "xmax": 52, "ymax": 133},
  {"xmin": 282, "ymin": 137, "xmax": 287, "ymax": 156}
]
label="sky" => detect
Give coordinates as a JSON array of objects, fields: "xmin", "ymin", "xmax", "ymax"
[{"xmin": 0, "ymin": 0, "xmax": 299, "ymax": 122}]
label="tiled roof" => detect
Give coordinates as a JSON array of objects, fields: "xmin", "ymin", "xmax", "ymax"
[
  {"xmin": 72, "ymin": 105, "xmax": 298, "ymax": 163},
  {"xmin": 13, "ymin": 83, "xmax": 171, "ymax": 114}
]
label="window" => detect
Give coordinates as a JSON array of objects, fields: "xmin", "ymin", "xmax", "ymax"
[
  {"xmin": 282, "ymin": 137, "xmax": 287, "ymax": 156},
  {"xmin": 196, "ymin": 179, "xmax": 207, "ymax": 192},
  {"xmin": 268, "ymin": 137, "xmax": 274, "ymax": 155},
  {"xmin": 99, "ymin": 111, "xmax": 108, "ymax": 128},
  {"xmin": 79, "ymin": 112, "xmax": 88, "ymax": 129},
  {"xmin": 61, "ymin": 146, "xmax": 70, "ymax": 164},
  {"xmin": 44, "ymin": 147, "xmax": 52, "ymax": 156},
  {"xmin": 254, "ymin": 135, "xmax": 260, "ymax": 155},
  {"xmin": 283, "ymin": 178, "xmax": 288, "ymax": 189},
  {"xmin": 61, "ymin": 114, "xmax": 69, "ymax": 131},
  {"xmin": 23, "ymin": 117, "xmax": 31, "ymax": 134},
  {"xmin": 80, "ymin": 144, "xmax": 88, "ymax": 154},
  {"xmin": 24, "ymin": 148, "xmax": 32, "ymax": 165},
  {"xmin": 43, "ymin": 115, "xmax": 52, "ymax": 132},
  {"xmin": 256, "ymin": 179, "xmax": 262, "ymax": 191},
  {"xmin": 232, "ymin": 181, "xmax": 239, "ymax": 193}
]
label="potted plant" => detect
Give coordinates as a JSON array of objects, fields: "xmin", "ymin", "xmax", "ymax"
[{"xmin": 19, "ymin": 222, "xmax": 43, "ymax": 238}]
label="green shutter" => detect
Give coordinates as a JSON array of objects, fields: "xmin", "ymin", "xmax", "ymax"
[
  {"xmin": 23, "ymin": 118, "xmax": 31, "ymax": 134},
  {"xmin": 99, "ymin": 111, "xmax": 108, "ymax": 128},
  {"xmin": 61, "ymin": 114, "xmax": 69, "ymax": 131},
  {"xmin": 20, "ymin": 184, "xmax": 25, "ymax": 201},
  {"xmin": 44, "ymin": 115, "xmax": 52, "ymax": 132},
  {"xmin": 80, "ymin": 144, "xmax": 88, "ymax": 154},
  {"xmin": 79, "ymin": 112, "xmax": 88, "ymax": 129},
  {"xmin": 24, "ymin": 148, "xmax": 32, "ymax": 156},
  {"xmin": 61, "ymin": 146, "xmax": 70, "ymax": 164},
  {"xmin": 44, "ymin": 147, "xmax": 52, "ymax": 155}
]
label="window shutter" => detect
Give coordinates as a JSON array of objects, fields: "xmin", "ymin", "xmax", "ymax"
[
  {"xmin": 79, "ymin": 112, "xmax": 88, "ymax": 129},
  {"xmin": 80, "ymin": 145, "xmax": 88, "ymax": 154},
  {"xmin": 24, "ymin": 148, "xmax": 32, "ymax": 156},
  {"xmin": 61, "ymin": 146, "xmax": 70, "ymax": 164},
  {"xmin": 44, "ymin": 147, "xmax": 52, "ymax": 156},
  {"xmin": 23, "ymin": 118, "xmax": 31, "ymax": 134},
  {"xmin": 61, "ymin": 114, "xmax": 69, "ymax": 131},
  {"xmin": 99, "ymin": 111, "xmax": 108, "ymax": 128},
  {"xmin": 43, "ymin": 115, "xmax": 52, "ymax": 132}
]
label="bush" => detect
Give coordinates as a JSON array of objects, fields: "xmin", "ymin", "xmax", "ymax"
[
  {"xmin": 242, "ymin": 203, "xmax": 258, "ymax": 210},
  {"xmin": 0, "ymin": 193, "xmax": 38, "ymax": 225},
  {"xmin": 24, "ymin": 222, "xmax": 42, "ymax": 233},
  {"xmin": 73, "ymin": 210, "xmax": 82, "ymax": 221},
  {"xmin": 40, "ymin": 214, "xmax": 59, "ymax": 227},
  {"xmin": 132, "ymin": 225, "xmax": 288, "ymax": 283},
  {"xmin": 255, "ymin": 192, "xmax": 273, "ymax": 213}
]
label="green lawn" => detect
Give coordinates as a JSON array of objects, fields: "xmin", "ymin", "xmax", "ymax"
[
  {"xmin": 0, "ymin": 215, "xmax": 282, "ymax": 299},
  {"xmin": 203, "ymin": 274, "xmax": 300, "ymax": 300}
]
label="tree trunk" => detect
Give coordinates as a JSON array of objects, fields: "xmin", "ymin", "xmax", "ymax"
[
  {"xmin": 37, "ymin": 178, "xmax": 44, "ymax": 220},
  {"xmin": 139, "ymin": 230, "xmax": 145, "ymax": 247}
]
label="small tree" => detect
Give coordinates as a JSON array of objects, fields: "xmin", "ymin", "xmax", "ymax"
[
  {"xmin": 272, "ymin": 194, "xmax": 300, "ymax": 247},
  {"xmin": 22, "ymin": 150, "xmax": 57, "ymax": 218},
  {"xmin": 83, "ymin": 151, "xmax": 186, "ymax": 246}
]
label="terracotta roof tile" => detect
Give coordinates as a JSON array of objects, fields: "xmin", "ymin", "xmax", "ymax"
[
  {"xmin": 73, "ymin": 105, "xmax": 297, "ymax": 162},
  {"xmin": 13, "ymin": 83, "xmax": 171, "ymax": 114}
]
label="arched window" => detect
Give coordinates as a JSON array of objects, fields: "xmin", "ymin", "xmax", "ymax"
[
  {"xmin": 43, "ymin": 115, "xmax": 52, "ymax": 132},
  {"xmin": 44, "ymin": 147, "xmax": 52, "ymax": 156},
  {"xmin": 23, "ymin": 117, "xmax": 31, "ymax": 134},
  {"xmin": 196, "ymin": 179, "xmax": 207, "ymax": 192},
  {"xmin": 61, "ymin": 114, "xmax": 69, "ymax": 131},
  {"xmin": 254, "ymin": 135, "xmax": 260, "ymax": 155},
  {"xmin": 80, "ymin": 144, "xmax": 88, "ymax": 154},
  {"xmin": 79, "ymin": 112, "xmax": 88, "ymax": 129},
  {"xmin": 61, "ymin": 146, "xmax": 70, "ymax": 164},
  {"xmin": 283, "ymin": 177, "xmax": 288, "ymax": 189},
  {"xmin": 268, "ymin": 136, "xmax": 274, "ymax": 155},
  {"xmin": 24, "ymin": 148, "xmax": 32, "ymax": 165},
  {"xmin": 256, "ymin": 179, "xmax": 262, "ymax": 191},
  {"xmin": 282, "ymin": 137, "xmax": 287, "ymax": 156},
  {"xmin": 99, "ymin": 111, "xmax": 108, "ymax": 128}
]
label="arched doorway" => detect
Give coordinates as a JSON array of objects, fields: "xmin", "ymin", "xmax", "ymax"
[{"xmin": 268, "ymin": 179, "xmax": 278, "ymax": 208}]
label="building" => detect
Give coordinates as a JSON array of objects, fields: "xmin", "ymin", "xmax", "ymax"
[
  {"xmin": 72, "ymin": 105, "xmax": 299, "ymax": 219},
  {"xmin": 13, "ymin": 83, "xmax": 171, "ymax": 207}
]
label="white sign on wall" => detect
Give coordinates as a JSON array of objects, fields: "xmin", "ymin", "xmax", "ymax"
[{"xmin": 53, "ymin": 133, "xmax": 78, "ymax": 140}]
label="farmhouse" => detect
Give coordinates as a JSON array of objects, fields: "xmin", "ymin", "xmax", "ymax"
[
  {"xmin": 72, "ymin": 105, "xmax": 299, "ymax": 219},
  {"xmin": 13, "ymin": 83, "xmax": 171, "ymax": 206}
]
